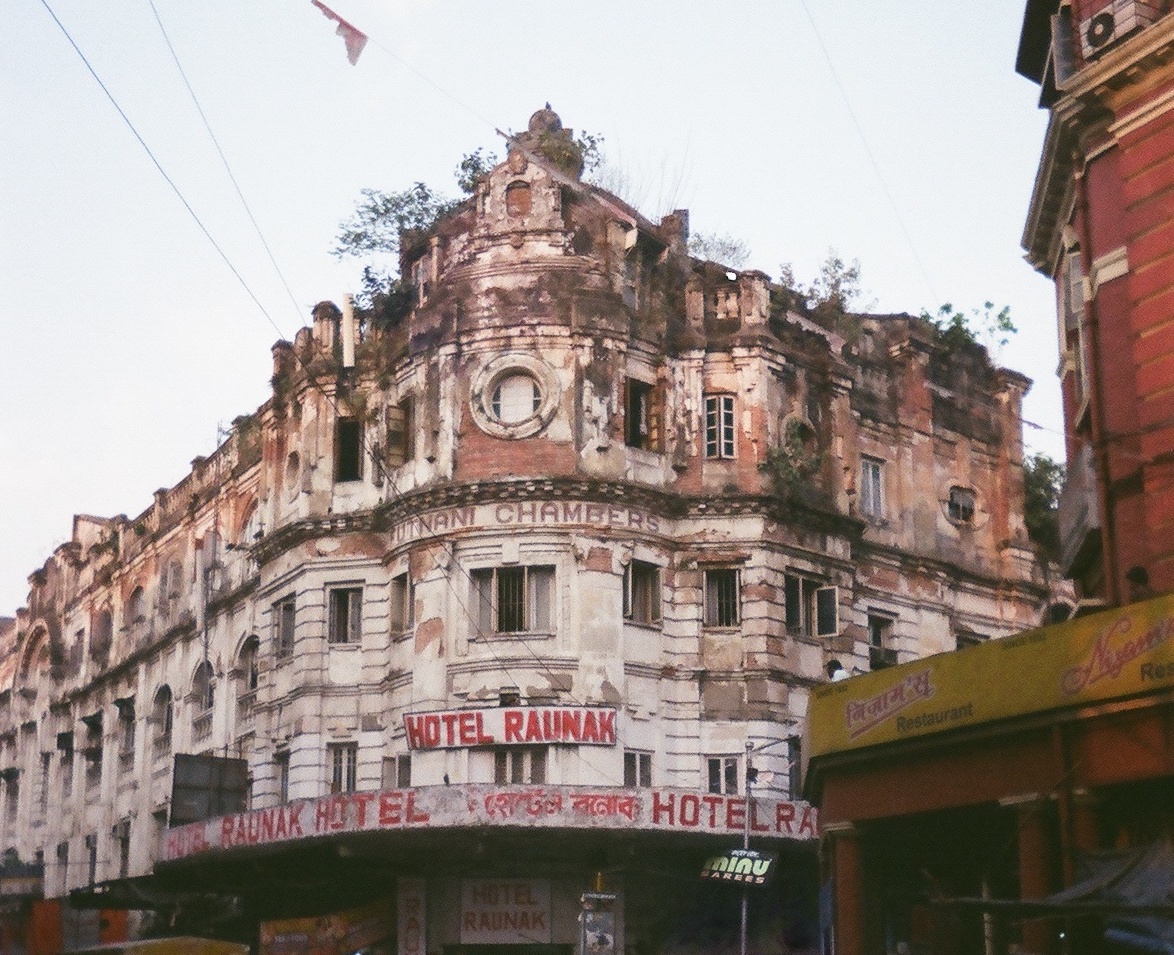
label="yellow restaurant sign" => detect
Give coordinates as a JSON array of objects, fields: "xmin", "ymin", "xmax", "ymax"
[{"xmin": 808, "ymin": 592, "xmax": 1174, "ymax": 758}]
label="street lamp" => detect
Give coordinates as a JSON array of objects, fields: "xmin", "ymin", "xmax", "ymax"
[{"xmin": 740, "ymin": 734, "xmax": 796, "ymax": 955}]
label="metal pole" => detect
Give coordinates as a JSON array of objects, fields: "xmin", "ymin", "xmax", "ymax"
[{"xmin": 741, "ymin": 740, "xmax": 752, "ymax": 955}]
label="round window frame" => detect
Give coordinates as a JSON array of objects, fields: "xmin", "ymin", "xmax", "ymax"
[
  {"xmin": 470, "ymin": 353, "xmax": 561, "ymax": 439},
  {"xmin": 938, "ymin": 480, "xmax": 985, "ymax": 529}
]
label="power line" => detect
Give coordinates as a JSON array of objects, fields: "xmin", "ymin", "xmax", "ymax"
[
  {"xmin": 148, "ymin": 0, "xmax": 307, "ymax": 326},
  {"xmin": 795, "ymin": 0, "xmax": 940, "ymax": 305},
  {"xmin": 37, "ymin": 0, "xmax": 281, "ymax": 335}
]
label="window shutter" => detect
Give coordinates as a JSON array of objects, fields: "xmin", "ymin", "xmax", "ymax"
[
  {"xmin": 649, "ymin": 382, "xmax": 665, "ymax": 451},
  {"xmin": 348, "ymin": 590, "xmax": 362, "ymax": 641},
  {"xmin": 530, "ymin": 567, "xmax": 554, "ymax": 631},
  {"xmin": 815, "ymin": 586, "xmax": 839, "ymax": 637}
]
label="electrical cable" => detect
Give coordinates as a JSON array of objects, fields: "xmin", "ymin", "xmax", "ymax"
[
  {"xmin": 795, "ymin": 0, "xmax": 940, "ymax": 306},
  {"xmin": 147, "ymin": 0, "xmax": 307, "ymax": 324}
]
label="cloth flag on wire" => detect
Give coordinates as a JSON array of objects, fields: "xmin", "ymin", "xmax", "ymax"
[{"xmin": 311, "ymin": 0, "xmax": 368, "ymax": 65}]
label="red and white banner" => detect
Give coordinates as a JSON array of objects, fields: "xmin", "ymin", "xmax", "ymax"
[
  {"xmin": 163, "ymin": 784, "xmax": 818, "ymax": 862},
  {"xmin": 404, "ymin": 706, "xmax": 617, "ymax": 750}
]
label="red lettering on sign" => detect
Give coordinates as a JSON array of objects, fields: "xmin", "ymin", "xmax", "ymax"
[
  {"xmin": 726, "ymin": 798, "xmax": 744, "ymax": 832},
  {"xmin": 476, "ymin": 711, "xmax": 494, "ymax": 744},
  {"xmin": 504, "ymin": 710, "xmax": 523, "ymax": 742},
  {"xmin": 776, "ymin": 802, "xmax": 795, "ymax": 834},
  {"xmin": 798, "ymin": 804, "xmax": 818, "ymax": 837},
  {"xmin": 597, "ymin": 709, "xmax": 616, "ymax": 743},
  {"xmin": 751, "ymin": 800, "xmax": 770, "ymax": 833},
  {"xmin": 380, "ymin": 792, "xmax": 403, "ymax": 826},
  {"xmin": 524, "ymin": 710, "xmax": 542, "ymax": 742},
  {"xmin": 680, "ymin": 794, "xmax": 700, "ymax": 826},
  {"xmin": 407, "ymin": 790, "xmax": 430, "ymax": 823},
  {"xmin": 703, "ymin": 795, "xmax": 723, "ymax": 827},
  {"xmin": 652, "ymin": 791, "xmax": 675, "ymax": 825}
]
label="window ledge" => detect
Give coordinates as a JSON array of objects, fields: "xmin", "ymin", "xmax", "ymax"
[
  {"xmin": 473, "ymin": 630, "xmax": 556, "ymax": 642},
  {"xmin": 623, "ymin": 620, "xmax": 664, "ymax": 632},
  {"xmin": 327, "ymin": 642, "xmax": 361, "ymax": 651}
]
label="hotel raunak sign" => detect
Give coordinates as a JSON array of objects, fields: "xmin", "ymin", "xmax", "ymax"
[
  {"xmin": 162, "ymin": 784, "xmax": 819, "ymax": 862},
  {"xmin": 404, "ymin": 706, "xmax": 617, "ymax": 750}
]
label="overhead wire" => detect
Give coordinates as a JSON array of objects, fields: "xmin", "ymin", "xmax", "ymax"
[
  {"xmin": 40, "ymin": 0, "xmax": 588, "ymax": 734},
  {"xmin": 147, "ymin": 0, "xmax": 307, "ymax": 323},
  {"xmin": 795, "ymin": 0, "xmax": 941, "ymax": 306}
]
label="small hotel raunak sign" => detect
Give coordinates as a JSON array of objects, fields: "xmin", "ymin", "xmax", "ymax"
[{"xmin": 404, "ymin": 707, "xmax": 617, "ymax": 750}]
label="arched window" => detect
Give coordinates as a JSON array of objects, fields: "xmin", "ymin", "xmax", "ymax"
[
  {"xmin": 193, "ymin": 662, "xmax": 214, "ymax": 714},
  {"xmin": 236, "ymin": 636, "xmax": 260, "ymax": 722},
  {"xmin": 152, "ymin": 686, "xmax": 173, "ymax": 758},
  {"xmin": 127, "ymin": 586, "xmax": 145, "ymax": 626},
  {"xmin": 91, "ymin": 610, "xmax": 113, "ymax": 667}
]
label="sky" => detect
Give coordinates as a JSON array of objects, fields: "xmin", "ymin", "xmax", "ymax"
[{"xmin": 1, "ymin": 0, "xmax": 1061, "ymax": 617}]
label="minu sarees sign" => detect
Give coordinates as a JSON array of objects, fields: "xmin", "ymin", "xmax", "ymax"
[{"xmin": 808, "ymin": 592, "xmax": 1174, "ymax": 757}]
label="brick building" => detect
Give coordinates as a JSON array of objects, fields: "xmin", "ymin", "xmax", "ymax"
[
  {"xmin": 1018, "ymin": 0, "xmax": 1174, "ymax": 605},
  {"xmin": 1, "ymin": 109, "xmax": 1053, "ymax": 955}
]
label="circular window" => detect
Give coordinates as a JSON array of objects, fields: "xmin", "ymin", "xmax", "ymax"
[
  {"xmin": 470, "ymin": 354, "xmax": 561, "ymax": 439},
  {"xmin": 491, "ymin": 373, "xmax": 541, "ymax": 423}
]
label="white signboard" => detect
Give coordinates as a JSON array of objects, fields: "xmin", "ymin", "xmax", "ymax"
[
  {"xmin": 460, "ymin": 879, "xmax": 552, "ymax": 944},
  {"xmin": 404, "ymin": 706, "xmax": 617, "ymax": 750}
]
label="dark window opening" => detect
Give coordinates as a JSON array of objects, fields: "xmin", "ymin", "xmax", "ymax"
[
  {"xmin": 704, "ymin": 568, "xmax": 740, "ymax": 627},
  {"xmin": 625, "ymin": 379, "xmax": 662, "ymax": 450},
  {"xmin": 335, "ymin": 418, "xmax": 362, "ymax": 482},
  {"xmin": 328, "ymin": 587, "xmax": 363, "ymax": 644},
  {"xmin": 947, "ymin": 486, "xmax": 976, "ymax": 524},
  {"xmin": 624, "ymin": 561, "xmax": 662, "ymax": 625},
  {"xmin": 624, "ymin": 751, "xmax": 652, "ymax": 788}
]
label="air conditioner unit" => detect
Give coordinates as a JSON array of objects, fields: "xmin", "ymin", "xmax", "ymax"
[{"xmin": 1080, "ymin": 0, "xmax": 1165, "ymax": 61}]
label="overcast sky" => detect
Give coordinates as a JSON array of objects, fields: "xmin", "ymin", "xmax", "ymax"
[{"xmin": 1, "ymin": 0, "xmax": 1060, "ymax": 616}]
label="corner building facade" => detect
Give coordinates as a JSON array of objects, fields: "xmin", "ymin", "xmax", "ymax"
[{"xmin": 4, "ymin": 110, "xmax": 1053, "ymax": 954}]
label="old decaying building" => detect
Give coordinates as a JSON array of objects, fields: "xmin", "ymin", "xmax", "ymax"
[{"xmin": 2, "ymin": 109, "xmax": 1053, "ymax": 954}]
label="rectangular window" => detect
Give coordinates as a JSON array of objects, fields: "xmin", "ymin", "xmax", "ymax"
[
  {"xmin": 703, "ymin": 568, "xmax": 740, "ymax": 627},
  {"xmin": 624, "ymin": 379, "xmax": 663, "ymax": 451},
  {"xmin": 335, "ymin": 418, "xmax": 363, "ymax": 482},
  {"xmin": 787, "ymin": 737, "xmax": 803, "ymax": 800},
  {"xmin": 784, "ymin": 574, "xmax": 839, "ymax": 637},
  {"xmin": 624, "ymin": 561, "xmax": 662, "ymax": 625},
  {"xmin": 390, "ymin": 573, "xmax": 414, "ymax": 635},
  {"xmin": 328, "ymin": 742, "xmax": 358, "ymax": 794},
  {"xmin": 328, "ymin": 587, "xmax": 363, "ymax": 644},
  {"xmin": 386, "ymin": 397, "xmax": 415, "ymax": 468},
  {"xmin": 114, "ymin": 819, "xmax": 131, "ymax": 879},
  {"xmin": 85, "ymin": 834, "xmax": 98, "ymax": 885},
  {"xmin": 474, "ymin": 566, "xmax": 554, "ymax": 635},
  {"xmin": 860, "ymin": 457, "xmax": 883, "ymax": 519},
  {"xmin": 397, "ymin": 754, "xmax": 412, "ymax": 788},
  {"xmin": 40, "ymin": 753, "xmax": 51, "ymax": 813},
  {"xmin": 56, "ymin": 841, "xmax": 68, "ymax": 889},
  {"xmin": 706, "ymin": 756, "xmax": 739, "ymax": 795},
  {"xmin": 704, "ymin": 394, "xmax": 736, "ymax": 459},
  {"xmin": 624, "ymin": 750, "xmax": 652, "ymax": 788},
  {"xmin": 117, "ymin": 704, "xmax": 135, "ymax": 772},
  {"xmin": 275, "ymin": 751, "xmax": 290, "ymax": 804},
  {"xmin": 5, "ymin": 772, "xmax": 18, "ymax": 822},
  {"xmin": 493, "ymin": 747, "xmax": 546, "ymax": 785},
  {"xmin": 274, "ymin": 597, "xmax": 296, "ymax": 658},
  {"xmin": 868, "ymin": 614, "xmax": 897, "ymax": 670}
]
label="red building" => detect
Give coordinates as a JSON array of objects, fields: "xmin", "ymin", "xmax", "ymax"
[{"xmin": 1018, "ymin": 0, "xmax": 1174, "ymax": 605}]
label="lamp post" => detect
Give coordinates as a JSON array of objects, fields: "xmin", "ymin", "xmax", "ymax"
[{"xmin": 739, "ymin": 733, "xmax": 795, "ymax": 955}]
